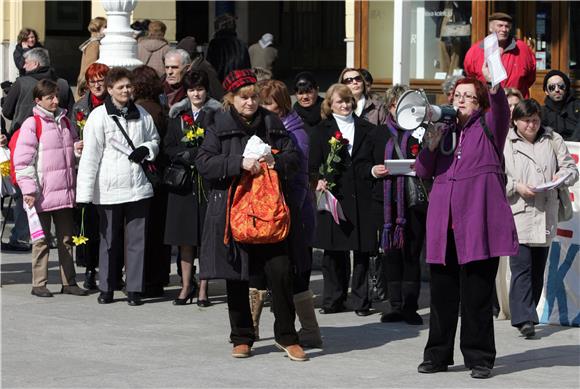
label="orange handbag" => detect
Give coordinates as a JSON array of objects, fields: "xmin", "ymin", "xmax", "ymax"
[{"xmin": 225, "ymin": 162, "xmax": 290, "ymax": 245}]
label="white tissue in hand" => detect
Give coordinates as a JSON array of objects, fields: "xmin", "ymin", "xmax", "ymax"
[{"xmin": 243, "ymin": 135, "xmax": 275, "ymax": 166}]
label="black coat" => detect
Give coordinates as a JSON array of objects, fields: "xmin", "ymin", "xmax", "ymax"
[
  {"xmin": 163, "ymin": 103, "xmax": 216, "ymax": 246},
  {"xmin": 542, "ymin": 94, "xmax": 580, "ymax": 141},
  {"xmin": 195, "ymin": 107, "xmax": 300, "ymax": 280},
  {"xmin": 309, "ymin": 115, "xmax": 375, "ymax": 252},
  {"xmin": 206, "ymin": 30, "xmax": 251, "ymax": 82}
]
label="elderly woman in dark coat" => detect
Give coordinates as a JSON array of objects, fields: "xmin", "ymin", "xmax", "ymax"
[
  {"xmin": 309, "ymin": 83, "xmax": 375, "ymax": 316},
  {"xmin": 258, "ymin": 79, "xmax": 322, "ymax": 348},
  {"xmin": 164, "ymin": 69, "xmax": 221, "ymax": 306},
  {"xmin": 195, "ymin": 69, "xmax": 307, "ymax": 361}
]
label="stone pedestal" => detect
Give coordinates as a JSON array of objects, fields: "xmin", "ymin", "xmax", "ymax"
[{"xmin": 98, "ymin": 0, "xmax": 142, "ymax": 69}]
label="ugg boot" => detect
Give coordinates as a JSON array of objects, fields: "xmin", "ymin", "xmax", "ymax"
[
  {"xmin": 249, "ymin": 288, "xmax": 267, "ymax": 340},
  {"xmin": 402, "ymin": 281, "xmax": 423, "ymax": 325},
  {"xmin": 293, "ymin": 290, "xmax": 323, "ymax": 348},
  {"xmin": 380, "ymin": 281, "xmax": 403, "ymax": 322}
]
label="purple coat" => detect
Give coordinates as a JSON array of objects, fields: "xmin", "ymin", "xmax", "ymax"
[
  {"xmin": 415, "ymin": 88, "xmax": 518, "ymax": 265},
  {"xmin": 282, "ymin": 111, "xmax": 315, "ymax": 272}
]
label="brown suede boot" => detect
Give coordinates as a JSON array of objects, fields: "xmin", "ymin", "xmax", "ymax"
[
  {"xmin": 275, "ymin": 342, "xmax": 309, "ymax": 361},
  {"xmin": 293, "ymin": 290, "xmax": 323, "ymax": 348},
  {"xmin": 249, "ymin": 288, "xmax": 267, "ymax": 340}
]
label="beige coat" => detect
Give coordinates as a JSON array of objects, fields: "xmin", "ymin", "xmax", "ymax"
[
  {"xmin": 137, "ymin": 38, "xmax": 171, "ymax": 78},
  {"xmin": 504, "ymin": 126, "xmax": 578, "ymax": 245},
  {"xmin": 77, "ymin": 37, "xmax": 102, "ymax": 88}
]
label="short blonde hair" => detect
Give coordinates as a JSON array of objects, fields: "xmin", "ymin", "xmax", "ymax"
[
  {"xmin": 88, "ymin": 17, "xmax": 107, "ymax": 34},
  {"xmin": 321, "ymin": 83, "xmax": 356, "ymax": 119},
  {"xmin": 385, "ymin": 84, "xmax": 409, "ymax": 109},
  {"xmin": 223, "ymin": 84, "xmax": 260, "ymax": 111},
  {"xmin": 147, "ymin": 20, "xmax": 167, "ymax": 39}
]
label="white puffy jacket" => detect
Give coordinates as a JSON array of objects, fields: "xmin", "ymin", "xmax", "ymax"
[{"xmin": 76, "ymin": 101, "xmax": 160, "ymax": 205}]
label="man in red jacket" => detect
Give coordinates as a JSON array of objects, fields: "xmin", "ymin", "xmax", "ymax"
[{"xmin": 464, "ymin": 12, "xmax": 536, "ymax": 98}]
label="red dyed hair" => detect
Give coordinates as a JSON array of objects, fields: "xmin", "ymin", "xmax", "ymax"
[
  {"xmin": 453, "ymin": 77, "xmax": 490, "ymax": 110},
  {"xmin": 85, "ymin": 63, "xmax": 110, "ymax": 83}
]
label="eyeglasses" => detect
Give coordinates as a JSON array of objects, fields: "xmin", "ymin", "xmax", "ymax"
[
  {"xmin": 342, "ymin": 75, "xmax": 363, "ymax": 85},
  {"xmin": 88, "ymin": 79, "xmax": 105, "ymax": 86},
  {"xmin": 547, "ymin": 83, "xmax": 566, "ymax": 93},
  {"xmin": 453, "ymin": 93, "xmax": 478, "ymax": 102}
]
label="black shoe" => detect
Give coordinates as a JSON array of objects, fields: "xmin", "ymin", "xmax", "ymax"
[
  {"xmin": 127, "ymin": 292, "xmax": 143, "ymax": 306},
  {"xmin": 402, "ymin": 310, "xmax": 424, "ymax": 325},
  {"xmin": 97, "ymin": 291, "xmax": 114, "ymax": 304},
  {"xmin": 519, "ymin": 322, "xmax": 535, "ymax": 338},
  {"xmin": 417, "ymin": 361, "xmax": 448, "ymax": 374},
  {"xmin": 61, "ymin": 284, "xmax": 89, "ymax": 296},
  {"xmin": 3, "ymin": 241, "xmax": 32, "ymax": 252},
  {"xmin": 318, "ymin": 305, "xmax": 344, "ymax": 314},
  {"xmin": 380, "ymin": 311, "xmax": 404, "ymax": 322},
  {"xmin": 83, "ymin": 270, "xmax": 98, "ymax": 290},
  {"xmin": 173, "ymin": 287, "xmax": 196, "ymax": 305},
  {"xmin": 355, "ymin": 309, "xmax": 372, "ymax": 317},
  {"xmin": 470, "ymin": 366, "xmax": 492, "ymax": 379},
  {"xmin": 31, "ymin": 286, "xmax": 54, "ymax": 297},
  {"xmin": 197, "ymin": 299, "xmax": 212, "ymax": 307}
]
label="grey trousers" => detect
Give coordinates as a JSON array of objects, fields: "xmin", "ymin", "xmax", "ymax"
[{"xmin": 97, "ymin": 198, "xmax": 151, "ymax": 293}]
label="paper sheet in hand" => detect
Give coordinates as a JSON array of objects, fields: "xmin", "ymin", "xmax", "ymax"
[
  {"xmin": 25, "ymin": 205, "xmax": 46, "ymax": 242},
  {"xmin": 316, "ymin": 190, "xmax": 345, "ymax": 224},
  {"xmin": 242, "ymin": 135, "xmax": 275, "ymax": 166},
  {"xmin": 385, "ymin": 159, "xmax": 416, "ymax": 176},
  {"xmin": 532, "ymin": 172, "xmax": 572, "ymax": 192},
  {"xmin": 484, "ymin": 33, "xmax": 507, "ymax": 87},
  {"xmin": 109, "ymin": 138, "xmax": 133, "ymax": 156}
]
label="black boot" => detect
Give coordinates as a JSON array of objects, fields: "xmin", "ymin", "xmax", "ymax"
[
  {"xmin": 83, "ymin": 269, "xmax": 98, "ymax": 290},
  {"xmin": 380, "ymin": 281, "xmax": 403, "ymax": 322},
  {"xmin": 402, "ymin": 281, "xmax": 423, "ymax": 325}
]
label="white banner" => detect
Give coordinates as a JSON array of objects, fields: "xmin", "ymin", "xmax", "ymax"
[{"xmin": 537, "ymin": 141, "xmax": 580, "ymax": 326}]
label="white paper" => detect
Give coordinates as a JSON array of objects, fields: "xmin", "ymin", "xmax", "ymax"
[
  {"xmin": 109, "ymin": 138, "xmax": 133, "ymax": 156},
  {"xmin": 385, "ymin": 159, "xmax": 416, "ymax": 176},
  {"xmin": 483, "ymin": 33, "xmax": 507, "ymax": 87},
  {"xmin": 0, "ymin": 146, "xmax": 10, "ymax": 164},
  {"xmin": 411, "ymin": 127, "xmax": 425, "ymax": 143},
  {"xmin": 532, "ymin": 172, "xmax": 572, "ymax": 193},
  {"xmin": 25, "ymin": 205, "xmax": 46, "ymax": 242},
  {"xmin": 243, "ymin": 135, "xmax": 274, "ymax": 166}
]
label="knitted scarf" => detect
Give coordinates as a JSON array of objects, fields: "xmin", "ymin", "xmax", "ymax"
[{"xmin": 381, "ymin": 118, "xmax": 410, "ymax": 251}]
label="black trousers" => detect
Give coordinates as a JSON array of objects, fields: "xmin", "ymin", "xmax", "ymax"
[
  {"xmin": 227, "ymin": 242, "xmax": 298, "ymax": 347},
  {"xmin": 423, "ymin": 232, "xmax": 498, "ymax": 369},
  {"xmin": 509, "ymin": 244, "xmax": 549, "ymax": 327},
  {"xmin": 321, "ymin": 250, "xmax": 370, "ymax": 311},
  {"xmin": 74, "ymin": 203, "xmax": 100, "ymax": 270},
  {"xmin": 249, "ymin": 249, "xmax": 313, "ymax": 294},
  {"xmin": 96, "ymin": 199, "xmax": 150, "ymax": 293}
]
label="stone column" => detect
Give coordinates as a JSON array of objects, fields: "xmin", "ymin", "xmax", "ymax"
[{"xmin": 98, "ymin": 0, "xmax": 142, "ymax": 69}]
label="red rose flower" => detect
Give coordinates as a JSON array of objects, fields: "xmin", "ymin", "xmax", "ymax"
[
  {"xmin": 334, "ymin": 131, "xmax": 343, "ymax": 140},
  {"xmin": 410, "ymin": 144, "xmax": 420, "ymax": 156},
  {"xmin": 76, "ymin": 111, "xmax": 85, "ymax": 121},
  {"xmin": 182, "ymin": 114, "xmax": 194, "ymax": 126}
]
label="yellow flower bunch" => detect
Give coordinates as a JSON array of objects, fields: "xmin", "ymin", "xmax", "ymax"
[
  {"xmin": 72, "ymin": 235, "xmax": 89, "ymax": 245},
  {"xmin": 0, "ymin": 160, "xmax": 10, "ymax": 177}
]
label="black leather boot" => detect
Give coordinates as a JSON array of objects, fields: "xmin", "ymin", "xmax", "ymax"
[
  {"xmin": 83, "ymin": 269, "xmax": 98, "ymax": 290},
  {"xmin": 380, "ymin": 281, "xmax": 403, "ymax": 322},
  {"xmin": 402, "ymin": 281, "xmax": 423, "ymax": 325}
]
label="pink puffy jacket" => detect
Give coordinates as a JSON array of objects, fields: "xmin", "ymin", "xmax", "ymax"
[{"xmin": 14, "ymin": 106, "xmax": 78, "ymax": 212}]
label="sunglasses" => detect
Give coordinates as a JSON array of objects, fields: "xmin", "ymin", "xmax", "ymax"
[
  {"xmin": 547, "ymin": 83, "xmax": 566, "ymax": 92},
  {"xmin": 342, "ymin": 75, "xmax": 363, "ymax": 85}
]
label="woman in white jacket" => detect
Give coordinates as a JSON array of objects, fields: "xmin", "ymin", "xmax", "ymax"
[
  {"xmin": 76, "ymin": 67, "xmax": 160, "ymax": 306},
  {"xmin": 503, "ymin": 99, "xmax": 578, "ymax": 338}
]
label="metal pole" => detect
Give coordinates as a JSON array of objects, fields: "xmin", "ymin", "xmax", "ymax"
[{"xmin": 392, "ymin": 0, "xmax": 411, "ymax": 86}]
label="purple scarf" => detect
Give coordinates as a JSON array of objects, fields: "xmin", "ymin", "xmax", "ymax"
[{"xmin": 381, "ymin": 118, "xmax": 410, "ymax": 250}]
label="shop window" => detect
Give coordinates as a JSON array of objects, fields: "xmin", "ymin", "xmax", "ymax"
[
  {"xmin": 534, "ymin": 3, "xmax": 551, "ymax": 70},
  {"xmin": 570, "ymin": 6, "xmax": 580, "ymax": 77}
]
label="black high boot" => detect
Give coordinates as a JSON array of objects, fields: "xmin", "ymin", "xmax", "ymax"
[
  {"xmin": 83, "ymin": 268, "xmax": 98, "ymax": 290},
  {"xmin": 380, "ymin": 281, "xmax": 403, "ymax": 322},
  {"xmin": 402, "ymin": 281, "xmax": 423, "ymax": 325}
]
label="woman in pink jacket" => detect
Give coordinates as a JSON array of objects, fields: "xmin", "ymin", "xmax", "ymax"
[{"xmin": 14, "ymin": 79, "xmax": 87, "ymax": 298}]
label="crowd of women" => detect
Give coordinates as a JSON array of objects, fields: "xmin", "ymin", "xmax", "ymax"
[{"xmin": 5, "ymin": 24, "xmax": 578, "ymax": 378}]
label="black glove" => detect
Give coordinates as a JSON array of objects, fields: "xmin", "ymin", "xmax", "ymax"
[{"xmin": 128, "ymin": 146, "xmax": 149, "ymax": 163}]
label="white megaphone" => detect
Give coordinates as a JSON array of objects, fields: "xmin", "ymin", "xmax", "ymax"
[{"xmin": 395, "ymin": 89, "xmax": 457, "ymax": 130}]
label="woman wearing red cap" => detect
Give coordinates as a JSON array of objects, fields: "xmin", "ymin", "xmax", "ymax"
[{"xmin": 195, "ymin": 69, "xmax": 308, "ymax": 361}]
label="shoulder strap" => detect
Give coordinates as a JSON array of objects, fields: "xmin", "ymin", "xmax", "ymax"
[
  {"xmin": 111, "ymin": 116, "xmax": 136, "ymax": 150},
  {"xmin": 33, "ymin": 115, "xmax": 42, "ymax": 139}
]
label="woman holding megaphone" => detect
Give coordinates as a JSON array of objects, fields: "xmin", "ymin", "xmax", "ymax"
[{"xmin": 414, "ymin": 64, "xmax": 518, "ymax": 379}]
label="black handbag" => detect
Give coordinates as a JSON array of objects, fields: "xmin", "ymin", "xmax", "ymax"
[
  {"xmin": 368, "ymin": 253, "xmax": 388, "ymax": 302},
  {"xmin": 392, "ymin": 135, "xmax": 429, "ymax": 210},
  {"xmin": 163, "ymin": 162, "xmax": 192, "ymax": 193},
  {"xmin": 111, "ymin": 116, "xmax": 161, "ymax": 188}
]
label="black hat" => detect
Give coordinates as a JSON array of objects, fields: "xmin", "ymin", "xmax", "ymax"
[
  {"xmin": 293, "ymin": 71, "xmax": 318, "ymax": 92},
  {"xmin": 488, "ymin": 12, "xmax": 512, "ymax": 23},
  {"xmin": 176, "ymin": 36, "xmax": 197, "ymax": 58},
  {"xmin": 543, "ymin": 70, "xmax": 571, "ymax": 93}
]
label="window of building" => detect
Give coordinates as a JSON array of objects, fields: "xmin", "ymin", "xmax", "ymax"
[{"xmin": 570, "ymin": 6, "xmax": 580, "ymax": 78}]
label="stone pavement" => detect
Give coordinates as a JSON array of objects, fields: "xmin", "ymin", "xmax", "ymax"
[{"xmin": 1, "ymin": 248, "xmax": 579, "ymax": 388}]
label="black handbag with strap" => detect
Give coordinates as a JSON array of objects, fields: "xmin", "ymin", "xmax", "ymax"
[
  {"xmin": 162, "ymin": 162, "xmax": 192, "ymax": 193},
  {"xmin": 392, "ymin": 132, "xmax": 429, "ymax": 210},
  {"xmin": 111, "ymin": 116, "xmax": 161, "ymax": 188}
]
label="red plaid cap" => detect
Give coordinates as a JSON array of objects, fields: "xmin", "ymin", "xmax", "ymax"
[{"xmin": 222, "ymin": 69, "xmax": 257, "ymax": 93}]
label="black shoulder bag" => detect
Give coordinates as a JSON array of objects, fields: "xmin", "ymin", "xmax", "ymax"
[
  {"xmin": 111, "ymin": 116, "xmax": 161, "ymax": 188},
  {"xmin": 392, "ymin": 132, "xmax": 429, "ymax": 210}
]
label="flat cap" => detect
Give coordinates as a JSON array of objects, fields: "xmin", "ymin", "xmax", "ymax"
[{"xmin": 488, "ymin": 12, "xmax": 512, "ymax": 23}]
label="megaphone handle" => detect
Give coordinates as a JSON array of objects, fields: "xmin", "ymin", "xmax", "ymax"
[{"xmin": 440, "ymin": 131, "xmax": 457, "ymax": 156}]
